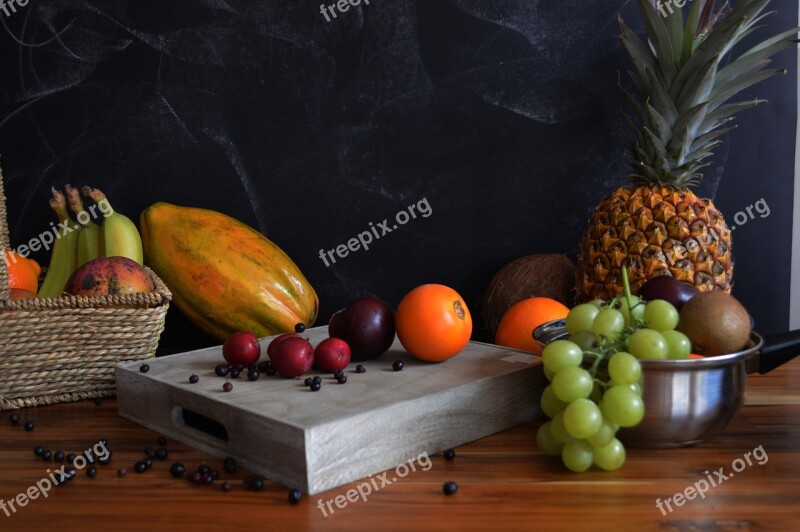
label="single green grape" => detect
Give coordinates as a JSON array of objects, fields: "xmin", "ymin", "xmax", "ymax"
[
  {"xmin": 562, "ymin": 440, "xmax": 594, "ymax": 473},
  {"xmin": 628, "ymin": 382, "xmax": 642, "ymax": 395},
  {"xmin": 544, "ymin": 366, "xmax": 556, "ymax": 382},
  {"xmin": 569, "ymin": 330, "xmax": 598, "ymax": 352},
  {"xmin": 551, "ymin": 366, "xmax": 594, "ymax": 402},
  {"xmin": 592, "ymin": 308, "xmax": 625, "ymax": 341},
  {"xmin": 566, "ymin": 304, "xmax": 600, "ymax": 334},
  {"xmin": 592, "ymin": 438, "xmax": 626, "ymax": 471},
  {"xmin": 586, "ymin": 417, "xmax": 618, "ymax": 447},
  {"xmin": 589, "ymin": 299, "xmax": 606, "ymax": 309},
  {"xmin": 563, "ymin": 398, "xmax": 603, "ymax": 440},
  {"xmin": 644, "ymin": 299, "xmax": 680, "ymax": 332},
  {"xmin": 542, "ymin": 340, "xmax": 583, "ymax": 374},
  {"xmin": 601, "ymin": 385, "xmax": 645, "ymax": 427},
  {"xmin": 540, "ymin": 385, "xmax": 568, "ymax": 418},
  {"xmin": 627, "ymin": 328, "xmax": 669, "ymax": 360},
  {"xmin": 536, "ymin": 422, "xmax": 564, "ymax": 457},
  {"xmin": 608, "ymin": 351, "xmax": 642, "ymax": 385},
  {"xmin": 549, "ymin": 411, "xmax": 576, "ymax": 444},
  {"xmin": 617, "ymin": 295, "xmax": 645, "ymax": 327},
  {"xmin": 662, "ymin": 330, "xmax": 692, "ymax": 359}
]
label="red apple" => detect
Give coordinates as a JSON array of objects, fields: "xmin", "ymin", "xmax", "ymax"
[
  {"xmin": 328, "ymin": 298, "xmax": 395, "ymax": 361},
  {"xmin": 314, "ymin": 338, "xmax": 351, "ymax": 372},
  {"xmin": 222, "ymin": 331, "xmax": 261, "ymax": 366},
  {"xmin": 267, "ymin": 332, "xmax": 301, "ymax": 359},
  {"xmin": 270, "ymin": 337, "xmax": 314, "ymax": 378}
]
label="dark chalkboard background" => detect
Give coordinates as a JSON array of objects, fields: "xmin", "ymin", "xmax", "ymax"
[{"xmin": 0, "ymin": 0, "xmax": 796, "ymax": 348}]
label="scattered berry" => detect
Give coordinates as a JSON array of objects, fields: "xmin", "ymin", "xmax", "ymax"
[
  {"xmin": 310, "ymin": 381, "xmax": 321, "ymax": 392},
  {"xmin": 264, "ymin": 365, "xmax": 276, "ymax": 376},
  {"xmin": 337, "ymin": 375, "xmax": 347, "ymax": 384},
  {"xmin": 155, "ymin": 448, "xmax": 168, "ymax": 460},
  {"xmin": 202, "ymin": 474, "xmax": 214, "ymax": 485},
  {"xmin": 333, "ymin": 370, "xmax": 344, "ymax": 379},
  {"xmin": 215, "ymin": 364, "xmax": 229, "ymax": 377},
  {"xmin": 222, "ymin": 481, "xmax": 232, "ymax": 492},
  {"xmin": 66, "ymin": 453, "xmax": 76, "ymax": 464},
  {"xmin": 312, "ymin": 376, "xmax": 322, "ymax": 385},
  {"xmin": 250, "ymin": 478, "xmax": 264, "ymax": 491},
  {"xmin": 223, "ymin": 382, "xmax": 233, "ymax": 392},
  {"xmin": 86, "ymin": 466, "xmax": 97, "ymax": 478},
  {"xmin": 157, "ymin": 436, "xmax": 167, "ymax": 445},
  {"xmin": 189, "ymin": 374, "xmax": 199, "ymax": 384},
  {"xmin": 210, "ymin": 469, "xmax": 219, "ymax": 480},
  {"xmin": 295, "ymin": 323, "xmax": 306, "ymax": 333},
  {"xmin": 24, "ymin": 421, "xmax": 34, "ymax": 431},
  {"xmin": 117, "ymin": 468, "xmax": 127, "ymax": 477},
  {"xmin": 188, "ymin": 471, "xmax": 202, "ymax": 484},
  {"xmin": 140, "ymin": 364, "xmax": 150, "ymax": 373},
  {"xmin": 143, "ymin": 458, "xmax": 153, "ymax": 469},
  {"xmin": 54, "ymin": 451, "xmax": 65, "ymax": 462},
  {"xmin": 288, "ymin": 489, "xmax": 302, "ymax": 504},
  {"xmin": 98, "ymin": 452, "xmax": 112, "ymax": 465},
  {"xmin": 198, "ymin": 464, "xmax": 210, "ymax": 475},
  {"xmin": 134, "ymin": 461, "xmax": 147, "ymax": 473},
  {"xmin": 9, "ymin": 413, "xmax": 20, "ymax": 424},
  {"xmin": 304, "ymin": 377, "xmax": 313, "ymax": 387},
  {"xmin": 392, "ymin": 360, "xmax": 404, "ymax": 371},
  {"xmin": 144, "ymin": 447, "xmax": 155, "ymax": 458},
  {"xmin": 247, "ymin": 369, "xmax": 260, "ymax": 381},
  {"xmin": 170, "ymin": 463, "xmax": 185, "ymax": 478},
  {"xmin": 443, "ymin": 481, "xmax": 458, "ymax": 495},
  {"xmin": 223, "ymin": 457, "xmax": 237, "ymax": 474},
  {"xmin": 356, "ymin": 365, "xmax": 366, "ymax": 373},
  {"xmin": 33, "ymin": 446, "xmax": 44, "ymax": 457},
  {"xmin": 42, "ymin": 450, "xmax": 52, "ymax": 461},
  {"xmin": 443, "ymin": 449, "xmax": 456, "ymax": 461},
  {"xmin": 229, "ymin": 368, "xmax": 240, "ymax": 379},
  {"xmin": 94, "ymin": 397, "xmax": 103, "ymax": 405}
]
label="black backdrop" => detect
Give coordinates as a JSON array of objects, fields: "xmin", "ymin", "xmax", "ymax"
[{"xmin": 0, "ymin": 0, "xmax": 796, "ymax": 348}]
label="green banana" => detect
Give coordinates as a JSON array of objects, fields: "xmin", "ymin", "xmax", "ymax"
[
  {"xmin": 82, "ymin": 187, "xmax": 143, "ymax": 265},
  {"xmin": 66, "ymin": 184, "xmax": 101, "ymax": 267},
  {"xmin": 38, "ymin": 188, "xmax": 81, "ymax": 298}
]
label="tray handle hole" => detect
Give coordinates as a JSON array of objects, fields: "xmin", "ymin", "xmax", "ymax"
[{"xmin": 177, "ymin": 407, "xmax": 229, "ymax": 442}]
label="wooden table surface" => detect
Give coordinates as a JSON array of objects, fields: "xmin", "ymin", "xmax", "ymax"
[{"xmin": 2, "ymin": 357, "xmax": 799, "ymax": 531}]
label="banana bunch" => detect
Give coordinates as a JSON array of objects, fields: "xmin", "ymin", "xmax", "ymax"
[{"xmin": 38, "ymin": 186, "xmax": 144, "ymax": 298}]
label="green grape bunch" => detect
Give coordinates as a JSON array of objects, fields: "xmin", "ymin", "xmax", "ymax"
[{"xmin": 537, "ymin": 269, "xmax": 688, "ymax": 472}]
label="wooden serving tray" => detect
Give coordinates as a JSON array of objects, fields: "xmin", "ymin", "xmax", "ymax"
[{"xmin": 116, "ymin": 327, "xmax": 544, "ymax": 494}]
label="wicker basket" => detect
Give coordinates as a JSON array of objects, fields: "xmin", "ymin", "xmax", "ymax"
[{"xmin": 0, "ymin": 169, "xmax": 171, "ymax": 410}]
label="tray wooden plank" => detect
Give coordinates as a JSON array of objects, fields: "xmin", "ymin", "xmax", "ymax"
[{"xmin": 116, "ymin": 327, "xmax": 544, "ymax": 494}]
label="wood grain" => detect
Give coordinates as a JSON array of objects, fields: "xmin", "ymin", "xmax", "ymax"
[
  {"xmin": 1, "ymin": 357, "xmax": 799, "ymax": 530},
  {"xmin": 115, "ymin": 327, "xmax": 543, "ymax": 494}
]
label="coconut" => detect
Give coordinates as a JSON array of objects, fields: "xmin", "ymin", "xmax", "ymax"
[{"xmin": 480, "ymin": 254, "xmax": 576, "ymax": 336}]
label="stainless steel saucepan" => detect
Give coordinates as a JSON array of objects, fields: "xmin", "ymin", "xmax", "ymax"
[{"xmin": 533, "ymin": 319, "xmax": 800, "ymax": 448}]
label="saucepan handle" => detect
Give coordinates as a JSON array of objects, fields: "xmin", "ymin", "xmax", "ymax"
[{"xmin": 757, "ymin": 329, "xmax": 800, "ymax": 375}]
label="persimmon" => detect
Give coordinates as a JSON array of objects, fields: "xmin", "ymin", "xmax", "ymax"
[{"xmin": 395, "ymin": 284, "xmax": 472, "ymax": 362}]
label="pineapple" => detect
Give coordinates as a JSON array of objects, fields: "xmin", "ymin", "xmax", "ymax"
[{"xmin": 576, "ymin": 0, "xmax": 799, "ymax": 301}]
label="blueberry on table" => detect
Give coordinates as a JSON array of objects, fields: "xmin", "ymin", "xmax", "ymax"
[
  {"xmin": 288, "ymin": 489, "xmax": 302, "ymax": 504},
  {"xmin": 443, "ymin": 481, "xmax": 458, "ymax": 495}
]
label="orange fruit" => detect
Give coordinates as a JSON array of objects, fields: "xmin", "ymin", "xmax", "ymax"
[
  {"xmin": 688, "ymin": 354, "xmax": 705, "ymax": 359},
  {"xmin": 395, "ymin": 284, "xmax": 472, "ymax": 362},
  {"xmin": 5, "ymin": 251, "xmax": 41, "ymax": 293},
  {"xmin": 495, "ymin": 297, "xmax": 569, "ymax": 354}
]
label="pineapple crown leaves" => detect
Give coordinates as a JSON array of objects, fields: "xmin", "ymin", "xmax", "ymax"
[{"xmin": 619, "ymin": 0, "xmax": 800, "ymax": 186}]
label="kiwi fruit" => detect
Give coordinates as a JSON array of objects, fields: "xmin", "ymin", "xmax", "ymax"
[{"xmin": 677, "ymin": 291, "xmax": 752, "ymax": 356}]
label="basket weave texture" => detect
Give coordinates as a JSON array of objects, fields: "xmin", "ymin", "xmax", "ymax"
[{"xmin": 0, "ymin": 167, "xmax": 171, "ymax": 410}]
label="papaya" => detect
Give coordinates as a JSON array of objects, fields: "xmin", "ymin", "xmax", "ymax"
[{"xmin": 140, "ymin": 202, "xmax": 318, "ymax": 341}]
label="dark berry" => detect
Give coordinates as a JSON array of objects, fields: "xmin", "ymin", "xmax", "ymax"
[
  {"xmin": 86, "ymin": 466, "xmax": 97, "ymax": 478},
  {"xmin": 224, "ymin": 461, "xmax": 237, "ymax": 474},
  {"xmin": 64, "ymin": 467, "xmax": 77, "ymax": 482},
  {"xmin": 257, "ymin": 361, "xmax": 273, "ymax": 373},
  {"xmin": 215, "ymin": 364, "xmax": 229, "ymax": 377},
  {"xmin": 223, "ymin": 382, "xmax": 233, "ymax": 392},
  {"xmin": 333, "ymin": 370, "xmax": 344, "ymax": 379},
  {"xmin": 304, "ymin": 377, "xmax": 313, "ymax": 387},
  {"xmin": 24, "ymin": 421, "xmax": 34, "ymax": 431},
  {"xmin": 9, "ymin": 413, "xmax": 20, "ymax": 424},
  {"xmin": 233, "ymin": 364, "xmax": 244, "ymax": 371},
  {"xmin": 250, "ymin": 478, "xmax": 264, "ymax": 491},
  {"xmin": 54, "ymin": 451, "xmax": 65, "ymax": 462},
  {"xmin": 443, "ymin": 481, "xmax": 458, "ymax": 495},
  {"xmin": 221, "ymin": 481, "xmax": 232, "ymax": 492},
  {"xmin": 94, "ymin": 397, "xmax": 103, "ymax": 405},
  {"xmin": 144, "ymin": 458, "xmax": 153, "ymax": 468},
  {"xmin": 295, "ymin": 323, "xmax": 306, "ymax": 333},
  {"xmin": 66, "ymin": 453, "xmax": 76, "ymax": 464},
  {"xmin": 33, "ymin": 446, "xmax": 44, "ymax": 457},
  {"xmin": 310, "ymin": 381, "xmax": 321, "ymax": 392},
  {"xmin": 337, "ymin": 375, "xmax": 347, "ymax": 384},
  {"xmin": 210, "ymin": 469, "xmax": 219, "ymax": 480},
  {"xmin": 189, "ymin": 471, "xmax": 202, "ymax": 484},
  {"xmin": 242, "ymin": 477, "xmax": 253, "ymax": 489},
  {"xmin": 229, "ymin": 368, "xmax": 240, "ymax": 379},
  {"xmin": 288, "ymin": 489, "xmax": 302, "ymax": 504},
  {"xmin": 140, "ymin": 364, "xmax": 150, "ymax": 373},
  {"xmin": 443, "ymin": 449, "xmax": 456, "ymax": 461},
  {"xmin": 247, "ymin": 369, "xmax": 260, "ymax": 381},
  {"xmin": 42, "ymin": 450, "xmax": 52, "ymax": 461},
  {"xmin": 189, "ymin": 374, "xmax": 199, "ymax": 384},
  {"xmin": 356, "ymin": 365, "xmax": 365, "ymax": 373},
  {"xmin": 202, "ymin": 474, "xmax": 214, "ymax": 485},
  {"xmin": 392, "ymin": 360, "xmax": 404, "ymax": 371},
  {"xmin": 223, "ymin": 456, "xmax": 236, "ymax": 465},
  {"xmin": 198, "ymin": 464, "xmax": 210, "ymax": 475},
  {"xmin": 117, "ymin": 467, "xmax": 127, "ymax": 477},
  {"xmin": 265, "ymin": 365, "xmax": 276, "ymax": 376},
  {"xmin": 169, "ymin": 463, "xmax": 185, "ymax": 478},
  {"xmin": 98, "ymin": 451, "xmax": 112, "ymax": 465},
  {"xmin": 155, "ymin": 448, "xmax": 168, "ymax": 460},
  {"xmin": 312, "ymin": 376, "xmax": 322, "ymax": 385},
  {"xmin": 144, "ymin": 446, "xmax": 155, "ymax": 458},
  {"xmin": 134, "ymin": 461, "xmax": 147, "ymax": 473}
]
